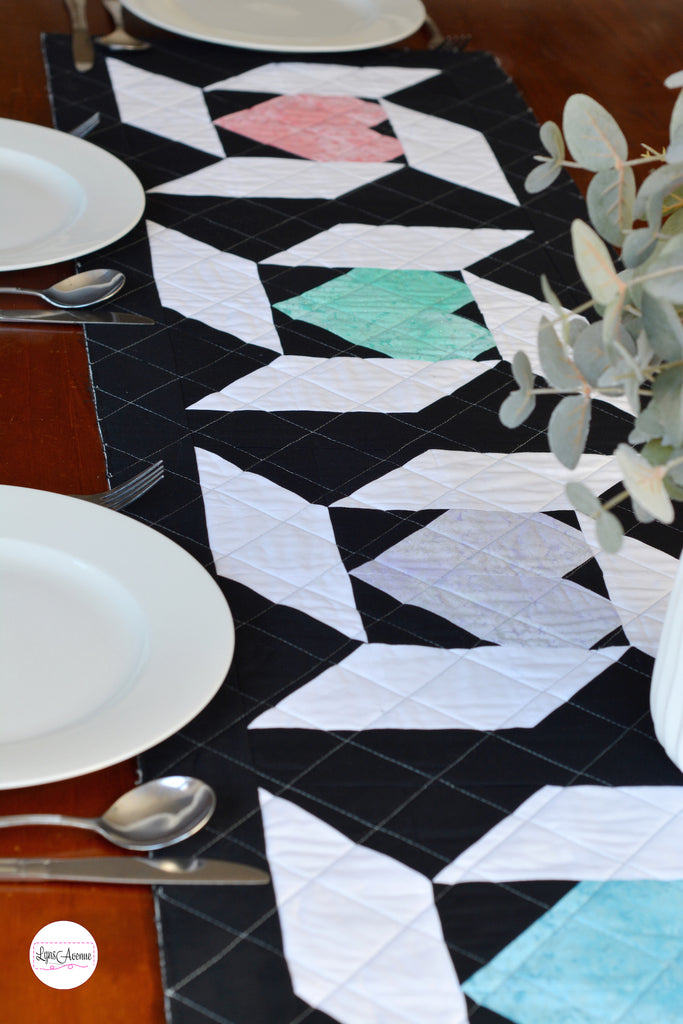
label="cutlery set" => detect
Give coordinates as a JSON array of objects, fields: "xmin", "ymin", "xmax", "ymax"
[
  {"xmin": 64, "ymin": 0, "xmax": 149, "ymax": 71},
  {"xmin": 0, "ymin": 776, "xmax": 270, "ymax": 886}
]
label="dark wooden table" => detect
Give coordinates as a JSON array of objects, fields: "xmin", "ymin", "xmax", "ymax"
[{"xmin": 1, "ymin": 1, "xmax": 681, "ymax": 1020}]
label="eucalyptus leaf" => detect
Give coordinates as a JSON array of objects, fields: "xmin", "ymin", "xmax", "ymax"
[
  {"xmin": 615, "ymin": 442, "xmax": 675, "ymax": 522},
  {"xmin": 571, "ymin": 219, "xmax": 623, "ymax": 305},
  {"xmin": 586, "ymin": 165, "xmax": 636, "ymax": 246},
  {"xmin": 510, "ymin": 349, "xmax": 534, "ymax": 391},
  {"xmin": 628, "ymin": 402, "xmax": 665, "ymax": 444},
  {"xmin": 499, "ymin": 388, "xmax": 536, "ymax": 428},
  {"xmin": 668, "ymin": 88, "xmax": 683, "ymax": 162},
  {"xmin": 640, "ymin": 290, "xmax": 683, "ymax": 360},
  {"xmin": 631, "ymin": 498, "xmax": 655, "ymax": 523},
  {"xmin": 665, "ymin": 476, "xmax": 683, "ymax": 501},
  {"xmin": 572, "ymin": 321, "xmax": 611, "ymax": 385},
  {"xmin": 647, "ymin": 363, "xmax": 683, "ymax": 447},
  {"xmin": 640, "ymin": 232, "xmax": 683, "ymax": 302},
  {"xmin": 562, "ymin": 94, "xmax": 628, "ymax": 170},
  {"xmin": 525, "ymin": 160, "xmax": 563, "ymax": 194},
  {"xmin": 539, "ymin": 120, "xmax": 565, "ymax": 161},
  {"xmin": 642, "ymin": 439, "xmax": 683, "ymax": 499},
  {"xmin": 633, "ymin": 163, "xmax": 683, "ymax": 225},
  {"xmin": 540, "ymin": 273, "xmax": 563, "ymax": 313},
  {"xmin": 548, "ymin": 394, "xmax": 591, "ymax": 469},
  {"xmin": 601, "ymin": 295, "xmax": 626, "ymax": 349},
  {"xmin": 537, "ymin": 316, "xmax": 583, "ymax": 389},
  {"xmin": 595, "ymin": 509, "xmax": 624, "ymax": 552},
  {"xmin": 667, "ymin": 137, "xmax": 683, "ymax": 164},
  {"xmin": 566, "ymin": 480, "xmax": 602, "ymax": 515},
  {"xmin": 621, "ymin": 224, "xmax": 659, "ymax": 269}
]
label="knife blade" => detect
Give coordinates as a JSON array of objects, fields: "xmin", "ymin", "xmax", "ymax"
[
  {"xmin": 0, "ymin": 856, "xmax": 270, "ymax": 886},
  {"xmin": 63, "ymin": 0, "xmax": 95, "ymax": 72},
  {"xmin": 0, "ymin": 309, "xmax": 154, "ymax": 325}
]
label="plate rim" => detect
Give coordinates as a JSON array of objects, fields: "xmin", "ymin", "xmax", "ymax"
[
  {"xmin": 0, "ymin": 118, "xmax": 145, "ymax": 271},
  {"xmin": 0, "ymin": 485, "xmax": 235, "ymax": 789},
  {"xmin": 122, "ymin": 0, "xmax": 427, "ymax": 52}
]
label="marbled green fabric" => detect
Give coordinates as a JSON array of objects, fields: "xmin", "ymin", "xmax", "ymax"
[{"xmin": 275, "ymin": 268, "xmax": 494, "ymax": 360}]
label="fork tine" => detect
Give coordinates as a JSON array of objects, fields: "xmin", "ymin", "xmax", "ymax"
[{"xmin": 74, "ymin": 460, "xmax": 164, "ymax": 510}]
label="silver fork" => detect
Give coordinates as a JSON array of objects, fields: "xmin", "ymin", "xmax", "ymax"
[{"xmin": 73, "ymin": 460, "xmax": 164, "ymax": 510}]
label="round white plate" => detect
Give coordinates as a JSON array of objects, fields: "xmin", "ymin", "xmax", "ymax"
[
  {"xmin": 0, "ymin": 486, "xmax": 235, "ymax": 789},
  {"xmin": 123, "ymin": 0, "xmax": 426, "ymax": 52},
  {"xmin": 0, "ymin": 119, "xmax": 145, "ymax": 271}
]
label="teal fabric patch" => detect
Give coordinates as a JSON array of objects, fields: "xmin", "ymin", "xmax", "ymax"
[
  {"xmin": 463, "ymin": 881, "xmax": 683, "ymax": 1024},
  {"xmin": 274, "ymin": 267, "xmax": 495, "ymax": 360}
]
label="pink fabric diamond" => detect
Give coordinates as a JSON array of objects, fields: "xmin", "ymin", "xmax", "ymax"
[{"xmin": 214, "ymin": 95, "xmax": 403, "ymax": 162}]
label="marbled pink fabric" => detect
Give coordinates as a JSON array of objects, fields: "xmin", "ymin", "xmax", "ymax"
[{"xmin": 214, "ymin": 94, "xmax": 403, "ymax": 162}]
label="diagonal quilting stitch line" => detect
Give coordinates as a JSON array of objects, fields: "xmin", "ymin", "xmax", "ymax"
[{"xmin": 161, "ymin": 894, "xmax": 289, "ymax": 996}]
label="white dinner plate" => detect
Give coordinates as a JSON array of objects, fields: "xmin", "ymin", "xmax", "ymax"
[
  {"xmin": 0, "ymin": 119, "xmax": 145, "ymax": 271},
  {"xmin": 123, "ymin": 0, "xmax": 426, "ymax": 52},
  {"xmin": 0, "ymin": 486, "xmax": 235, "ymax": 789}
]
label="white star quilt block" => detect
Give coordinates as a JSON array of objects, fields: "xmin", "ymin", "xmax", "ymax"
[
  {"xmin": 195, "ymin": 447, "xmax": 366, "ymax": 640},
  {"xmin": 381, "ymin": 100, "xmax": 520, "ymax": 205},
  {"xmin": 249, "ymin": 643, "xmax": 627, "ymax": 731},
  {"xmin": 146, "ymin": 222, "xmax": 282, "ymax": 351},
  {"xmin": 260, "ymin": 223, "xmax": 531, "ymax": 270},
  {"xmin": 106, "ymin": 57, "xmax": 224, "ymax": 156},
  {"xmin": 205, "ymin": 62, "xmax": 440, "ymax": 98},
  {"xmin": 187, "ymin": 356, "xmax": 499, "ymax": 414},
  {"xmin": 260, "ymin": 789, "xmax": 467, "ymax": 1024},
  {"xmin": 148, "ymin": 157, "xmax": 400, "ymax": 199}
]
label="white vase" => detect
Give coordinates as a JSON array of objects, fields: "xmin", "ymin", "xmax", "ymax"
[{"xmin": 650, "ymin": 555, "xmax": 683, "ymax": 771}]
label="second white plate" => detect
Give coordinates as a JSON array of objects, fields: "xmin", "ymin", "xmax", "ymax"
[
  {"xmin": 123, "ymin": 0, "xmax": 426, "ymax": 52},
  {"xmin": 0, "ymin": 119, "xmax": 145, "ymax": 271},
  {"xmin": 0, "ymin": 486, "xmax": 235, "ymax": 789}
]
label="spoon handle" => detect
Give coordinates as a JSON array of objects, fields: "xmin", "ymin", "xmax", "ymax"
[
  {"xmin": 0, "ymin": 287, "xmax": 35, "ymax": 297},
  {"xmin": 0, "ymin": 813, "xmax": 95, "ymax": 831}
]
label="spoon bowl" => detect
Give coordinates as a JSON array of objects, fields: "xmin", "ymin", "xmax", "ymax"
[
  {"xmin": 0, "ymin": 776, "xmax": 216, "ymax": 851},
  {"xmin": 0, "ymin": 268, "xmax": 126, "ymax": 308}
]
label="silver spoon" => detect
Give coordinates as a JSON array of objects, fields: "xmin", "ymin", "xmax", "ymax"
[
  {"xmin": 0, "ymin": 268, "xmax": 125, "ymax": 308},
  {"xmin": 0, "ymin": 776, "xmax": 216, "ymax": 851}
]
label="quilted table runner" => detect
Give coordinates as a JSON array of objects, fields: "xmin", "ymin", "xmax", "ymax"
[{"xmin": 44, "ymin": 33, "xmax": 683, "ymax": 1024}]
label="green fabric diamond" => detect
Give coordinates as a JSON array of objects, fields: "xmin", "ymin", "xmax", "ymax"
[{"xmin": 274, "ymin": 268, "xmax": 494, "ymax": 360}]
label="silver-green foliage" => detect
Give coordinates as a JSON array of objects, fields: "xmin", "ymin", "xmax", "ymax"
[{"xmin": 503, "ymin": 74, "xmax": 683, "ymax": 551}]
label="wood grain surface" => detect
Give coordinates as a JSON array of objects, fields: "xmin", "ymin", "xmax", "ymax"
[{"xmin": 0, "ymin": 1, "xmax": 681, "ymax": 1020}]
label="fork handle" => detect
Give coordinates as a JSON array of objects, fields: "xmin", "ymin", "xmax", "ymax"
[{"xmin": 102, "ymin": 0, "xmax": 126, "ymax": 29}]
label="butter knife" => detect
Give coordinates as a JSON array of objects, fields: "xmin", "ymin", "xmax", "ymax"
[
  {"xmin": 0, "ymin": 856, "xmax": 270, "ymax": 885},
  {"xmin": 0, "ymin": 310, "xmax": 154, "ymax": 325},
  {"xmin": 63, "ymin": 0, "xmax": 95, "ymax": 73}
]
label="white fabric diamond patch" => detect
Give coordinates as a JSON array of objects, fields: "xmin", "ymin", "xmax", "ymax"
[
  {"xmin": 434, "ymin": 786, "xmax": 683, "ymax": 884},
  {"xmin": 578, "ymin": 515, "xmax": 679, "ymax": 657},
  {"xmin": 148, "ymin": 157, "xmax": 400, "ymax": 199},
  {"xmin": 106, "ymin": 57, "xmax": 224, "ymax": 156},
  {"xmin": 187, "ymin": 356, "xmax": 499, "ymax": 413},
  {"xmin": 462, "ymin": 271, "xmax": 630, "ymax": 415},
  {"xmin": 260, "ymin": 223, "xmax": 531, "ymax": 270},
  {"xmin": 350, "ymin": 510, "xmax": 622, "ymax": 648},
  {"xmin": 147, "ymin": 221, "xmax": 282, "ymax": 351},
  {"xmin": 205, "ymin": 62, "xmax": 440, "ymax": 98},
  {"xmin": 249, "ymin": 643, "xmax": 627, "ymax": 730},
  {"xmin": 195, "ymin": 447, "xmax": 366, "ymax": 640},
  {"xmin": 381, "ymin": 101, "xmax": 520, "ymax": 206},
  {"xmin": 332, "ymin": 449, "xmax": 623, "ymax": 513},
  {"xmin": 260, "ymin": 789, "xmax": 467, "ymax": 1024}
]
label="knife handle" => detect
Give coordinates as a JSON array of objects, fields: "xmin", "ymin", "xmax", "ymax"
[{"xmin": 0, "ymin": 859, "xmax": 50, "ymax": 880}]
